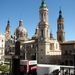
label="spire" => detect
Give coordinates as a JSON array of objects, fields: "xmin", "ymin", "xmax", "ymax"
[
  {"xmin": 40, "ymin": 0, "xmax": 47, "ymax": 8},
  {"xmin": 6, "ymin": 20, "xmax": 10, "ymax": 30},
  {"xmin": 19, "ymin": 20, "xmax": 23, "ymax": 26},
  {"xmin": 58, "ymin": 9, "xmax": 63, "ymax": 19},
  {"xmin": 57, "ymin": 9, "xmax": 65, "ymax": 43},
  {"xmin": 5, "ymin": 20, "xmax": 11, "ymax": 41},
  {"xmin": 7, "ymin": 20, "xmax": 10, "ymax": 26}
]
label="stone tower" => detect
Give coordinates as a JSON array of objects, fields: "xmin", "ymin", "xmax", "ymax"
[
  {"xmin": 57, "ymin": 10, "xmax": 65, "ymax": 43},
  {"xmin": 37, "ymin": 0, "xmax": 50, "ymax": 64},
  {"xmin": 5, "ymin": 20, "xmax": 11, "ymax": 41},
  {"xmin": 38, "ymin": 0, "xmax": 50, "ymax": 41}
]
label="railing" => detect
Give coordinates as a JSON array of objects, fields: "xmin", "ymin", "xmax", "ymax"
[{"xmin": 60, "ymin": 66, "xmax": 74, "ymax": 75}]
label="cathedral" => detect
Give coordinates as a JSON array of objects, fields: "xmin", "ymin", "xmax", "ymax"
[{"xmin": 4, "ymin": 0, "xmax": 74, "ymax": 65}]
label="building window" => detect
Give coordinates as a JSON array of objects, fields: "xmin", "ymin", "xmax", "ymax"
[
  {"xmin": 41, "ymin": 49, "xmax": 43, "ymax": 51},
  {"xmin": 65, "ymin": 50, "xmax": 68, "ymax": 55},
  {"xmin": 50, "ymin": 43, "xmax": 54, "ymax": 50},
  {"xmin": 40, "ymin": 13, "xmax": 43, "ymax": 21},
  {"xmin": 59, "ymin": 36, "xmax": 62, "ymax": 41},
  {"xmin": 65, "ymin": 60, "xmax": 68, "ymax": 65},
  {"xmin": 59, "ymin": 24, "xmax": 61, "ymax": 30},
  {"xmin": 69, "ymin": 50, "xmax": 72, "ymax": 55},
  {"xmin": 2, "ymin": 40, "xmax": 3, "ymax": 42},
  {"xmin": 41, "ymin": 29, "xmax": 43, "ymax": 37},
  {"xmin": 41, "ymin": 57, "xmax": 43, "ymax": 59},
  {"xmin": 31, "ymin": 55, "xmax": 36, "ymax": 60},
  {"xmin": 32, "ymin": 44, "xmax": 35, "ymax": 48},
  {"xmin": 43, "ymin": 12, "xmax": 46, "ymax": 21},
  {"xmin": 58, "ymin": 24, "xmax": 61, "ymax": 30},
  {"xmin": 70, "ymin": 60, "xmax": 73, "ymax": 66}
]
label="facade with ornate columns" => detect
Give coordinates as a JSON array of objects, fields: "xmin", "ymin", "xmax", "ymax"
[{"xmin": 6, "ymin": 0, "xmax": 75, "ymax": 65}]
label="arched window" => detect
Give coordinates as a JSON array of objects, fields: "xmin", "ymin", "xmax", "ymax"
[
  {"xmin": 31, "ymin": 54, "xmax": 36, "ymax": 60},
  {"xmin": 50, "ymin": 43, "xmax": 54, "ymax": 50},
  {"xmin": 41, "ymin": 29, "xmax": 43, "ymax": 37},
  {"xmin": 65, "ymin": 60, "xmax": 68, "ymax": 65},
  {"xmin": 59, "ymin": 36, "xmax": 62, "ymax": 41},
  {"xmin": 65, "ymin": 50, "xmax": 68, "ymax": 55},
  {"xmin": 69, "ymin": 50, "xmax": 72, "ymax": 55},
  {"xmin": 58, "ymin": 24, "xmax": 61, "ymax": 30},
  {"xmin": 43, "ymin": 11, "xmax": 46, "ymax": 21},
  {"xmin": 70, "ymin": 60, "xmax": 73, "ymax": 66}
]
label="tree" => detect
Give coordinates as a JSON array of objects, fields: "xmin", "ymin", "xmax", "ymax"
[{"xmin": 0, "ymin": 64, "xmax": 10, "ymax": 75}]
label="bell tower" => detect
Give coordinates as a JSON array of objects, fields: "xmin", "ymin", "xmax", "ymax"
[
  {"xmin": 40, "ymin": 0, "xmax": 48, "ymax": 23},
  {"xmin": 57, "ymin": 10, "xmax": 65, "ymax": 43},
  {"xmin": 38, "ymin": 0, "xmax": 50, "ymax": 42},
  {"xmin": 37, "ymin": 0, "xmax": 50, "ymax": 64},
  {"xmin": 5, "ymin": 20, "xmax": 11, "ymax": 41}
]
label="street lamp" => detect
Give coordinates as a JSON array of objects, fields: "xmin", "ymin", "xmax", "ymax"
[{"xmin": 9, "ymin": 52, "xmax": 15, "ymax": 75}]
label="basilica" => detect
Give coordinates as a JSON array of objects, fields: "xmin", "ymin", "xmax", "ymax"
[{"xmin": 3, "ymin": 0, "xmax": 75, "ymax": 65}]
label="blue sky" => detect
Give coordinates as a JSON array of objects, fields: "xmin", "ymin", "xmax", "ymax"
[{"xmin": 0, "ymin": 0, "xmax": 75, "ymax": 41}]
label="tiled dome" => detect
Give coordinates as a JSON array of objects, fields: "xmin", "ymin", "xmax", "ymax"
[{"xmin": 16, "ymin": 20, "xmax": 28, "ymax": 41}]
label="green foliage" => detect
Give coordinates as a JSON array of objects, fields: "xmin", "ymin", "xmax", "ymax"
[{"xmin": 0, "ymin": 64, "xmax": 10, "ymax": 73}]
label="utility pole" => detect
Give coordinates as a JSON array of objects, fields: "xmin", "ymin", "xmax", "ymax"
[{"xmin": 12, "ymin": 41, "xmax": 20, "ymax": 75}]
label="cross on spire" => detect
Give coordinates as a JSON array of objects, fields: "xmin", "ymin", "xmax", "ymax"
[{"xmin": 58, "ymin": 9, "xmax": 63, "ymax": 19}]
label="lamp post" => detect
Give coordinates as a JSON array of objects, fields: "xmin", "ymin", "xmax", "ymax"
[
  {"xmin": 9, "ymin": 52, "xmax": 15, "ymax": 75},
  {"xmin": 12, "ymin": 41, "xmax": 20, "ymax": 75}
]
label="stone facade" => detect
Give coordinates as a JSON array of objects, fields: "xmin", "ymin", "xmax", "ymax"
[
  {"xmin": 4, "ymin": 0, "xmax": 61, "ymax": 64},
  {"xmin": 0, "ymin": 33, "xmax": 5, "ymax": 63},
  {"xmin": 57, "ymin": 10, "xmax": 65, "ymax": 43},
  {"xmin": 5, "ymin": 20, "xmax": 11, "ymax": 41},
  {"xmin": 60, "ymin": 41, "xmax": 75, "ymax": 66},
  {"xmin": 4, "ymin": 0, "xmax": 74, "ymax": 65}
]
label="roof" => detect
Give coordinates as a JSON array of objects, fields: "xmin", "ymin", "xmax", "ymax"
[
  {"xmin": 21, "ymin": 40, "xmax": 35, "ymax": 44},
  {"xmin": 61, "ymin": 40, "xmax": 75, "ymax": 45}
]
